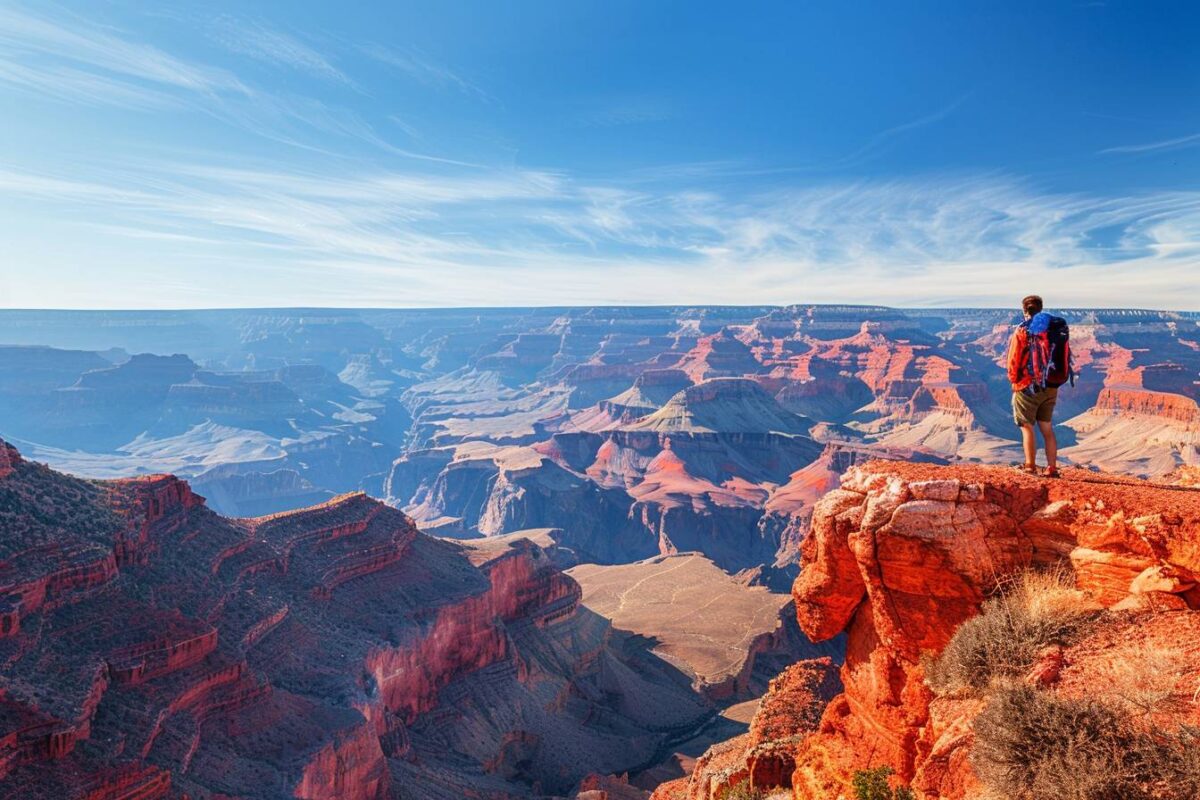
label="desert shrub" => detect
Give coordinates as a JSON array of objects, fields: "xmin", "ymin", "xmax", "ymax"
[
  {"xmin": 851, "ymin": 766, "xmax": 915, "ymax": 800},
  {"xmin": 926, "ymin": 569, "xmax": 1098, "ymax": 695},
  {"xmin": 1090, "ymin": 642, "xmax": 1190, "ymax": 717},
  {"xmin": 971, "ymin": 686, "xmax": 1200, "ymax": 800},
  {"xmin": 721, "ymin": 778, "xmax": 765, "ymax": 800}
]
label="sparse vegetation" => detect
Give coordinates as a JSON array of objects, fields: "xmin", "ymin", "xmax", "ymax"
[
  {"xmin": 851, "ymin": 766, "xmax": 915, "ymax": 800},
  {"xmin": 722, "ymin": 778, "xmax": 765, "ymax": 800},
  {"xmin": 927, "ymin": 569, "xmax": 1200, "ymax": 799},
  {"xmin": 926, "ymin": 568, "xmax": 1099, "ymax": 695},
  {"xmin": 1091, "ymin": 642, "xmax": 1190, "ymax": 717},
  {"xmin": 971, "ymin": 686, "xmax": 1200, "ymax": 800}
]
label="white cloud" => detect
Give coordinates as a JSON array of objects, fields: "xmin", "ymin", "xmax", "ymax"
[
  {"xmin": 0, "ymin": 5, "xmax": 444, "ymax": 162},
  {"xmin": 831, "ymin": 94, "xmax": 972, "ymax": 168},
  {"xmin": 210, "ymin": 18, "xmax": 353, "ymax": 86},
  {"xmin": 0, "ymin": 158, "xmax": 1197, "ymax": 309},
  {"xmin": 1101, "ymin": 131, "xmax": 1200, "ymax": 155},
  {"xmin": 358, "ymin": 43, "xmax": 489, "ymax": 100},
  {"xmin": 0, "ymin": 4, "xmax": 243, "ymax": 94}
]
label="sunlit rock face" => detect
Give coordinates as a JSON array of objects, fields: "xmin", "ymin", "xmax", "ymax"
[
  {"xmin": 788, "ymin": 461, "xmax": 1200, "ymax": 800},
  {"xmin": 643, "ymin": 460, "xmax": 1200, "ymax": 800},
  {"xmin": 0, "ymin": 438, "xmax": 722, "ymax": 799}
]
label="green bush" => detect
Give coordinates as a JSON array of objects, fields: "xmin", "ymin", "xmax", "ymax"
[
  {"xmin": 851, "ymin": 766, "xmax": 915, "ymax": 800},
  {"xmin": 972, "ymin": 686, "xmax": 1200, "ymax": 800},
  {"xmin": 926, "ymin": 569, "xmax": 1098, "ymax": 695}
]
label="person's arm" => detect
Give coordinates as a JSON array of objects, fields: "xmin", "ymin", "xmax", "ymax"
[{"xmin": 1006, "ymin": 328, "xmax": 1024, "ymax": 386}]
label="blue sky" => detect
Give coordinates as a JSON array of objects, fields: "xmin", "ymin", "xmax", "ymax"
[{"xmin": 0, "ymin": 1, "xmax": 1197, "ymax": 309}]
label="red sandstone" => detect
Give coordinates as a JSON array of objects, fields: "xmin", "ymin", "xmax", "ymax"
[{"xmin": 789, "ymin": 461, "xmax": 1200, "ymax": 799}]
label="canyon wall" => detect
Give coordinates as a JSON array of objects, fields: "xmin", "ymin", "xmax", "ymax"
[{"xmin": 0, "ymin": 438, "xmax": 715, "ymax": 799}]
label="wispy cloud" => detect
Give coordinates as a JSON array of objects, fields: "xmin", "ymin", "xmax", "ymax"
[
  {"xmin": 832, "ymin": 94, "xmax": 971, "ymax": 168},
  {"xmin": 210, "ymin": 17, "xmax": 353, "ymax": 87},
  {"xmin": 0, "ymin": 58, "xmax": 177, "ymax": 109},
  {"xmin": 1, "ymin": 156, "xmax": 1196, "ymax": 308},
  {"xmin": 1101, "ymin": 131, "xmax": 1200, "ymax": 155},
  {"xmin": 0, "ymin": 4, "xmax": 243, "ymax": 94},
  {"xmin": 387, "ymin": 114, "xmax": 422, "ymax": 140},
  {"xmin": 359, "ymin": 43, "xmax": 489, "ymax": 100},
  {"xmin": 0, "ymin": 4, "xmax": 1195, "ymax": 310},
  {"xmin": 0, "ymin": 4, "xmax": 464, "ymax": 164}
]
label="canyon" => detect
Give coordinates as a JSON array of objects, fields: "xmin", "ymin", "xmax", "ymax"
[
  {"xmin": 1, "ymin": 305, "xmax": 1198, "ymax": 798},
  {"xmin": 0, "ymin": 436, "xmax": 754, "ymax": 799},
  {"xmin": 2, "ymin": 306, "xmax": 1195, "ymax": 576}
]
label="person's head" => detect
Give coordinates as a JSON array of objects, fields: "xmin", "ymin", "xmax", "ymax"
[{"xmin": 1021, "ymin": 295, "xmax": 1043, "ymax": 319}]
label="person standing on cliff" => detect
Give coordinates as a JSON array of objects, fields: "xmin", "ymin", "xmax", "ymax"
[{"xmin": 1006, "ymin": 295, "xmax": 1073, "ymax": 478}]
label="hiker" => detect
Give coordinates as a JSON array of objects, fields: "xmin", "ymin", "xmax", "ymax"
[{"xmin": 1006, "ymin": 295, "xmax": 1074, "ymax": 477}]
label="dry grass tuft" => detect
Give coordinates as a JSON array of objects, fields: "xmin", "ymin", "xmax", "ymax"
[
  {"xmin": 1091, "ymin": 643, "xmax": 1191, "ymax": 719},
  {"xmin": 926, "ymin": 568, "xmax": 1099, "ymax": 695},
  {"xmin": 972, "ymin": 686, "xmax": 1200, "ymax": 800}
]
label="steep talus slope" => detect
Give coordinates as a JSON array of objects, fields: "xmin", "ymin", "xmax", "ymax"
[
  {"xmin": 1064, "ymin": 378, "xmax": 1200, "ymax": 476},
  {"xmin": 571, "ymin": 369, "xmax": 692, "ymax": 431},
  {"xmin": 0, "ymin": 438, "xmax": 714, "ymax": 800}
]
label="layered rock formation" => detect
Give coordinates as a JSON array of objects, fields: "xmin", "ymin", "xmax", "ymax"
[
  {"xmin": 648, "ymin": 658, "xmax": 841, "ymax": 800},
  {"xmin": 391, "ymin": 428, "xmax": 823, "ymax": 581},
  {"xmin": 668, "ymin": 460, "xmax": 1200, "ymax": 800},
  {"xmin": 3, "ymin": 306, "xmax": 1199, "ymax": 798},
  {"xmin": 4, "ymin": 306, "xmax": 1198, "ymax": 550},
  {"xmin": 760, "ymin": 443, "xmax": 949, "ymax": 570},
  {"xmin": 0, "ymin": 438, "xmax": 722, "ymax": 799}
]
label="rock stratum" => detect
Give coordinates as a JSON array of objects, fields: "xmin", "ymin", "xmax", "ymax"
[
  {"xmin": 0, "ymin": 437, "xmax": 734, "ymax": 800},
  {"xmin": 655, "ymin": 461, "xmax": 1200, "ymax": 800}
]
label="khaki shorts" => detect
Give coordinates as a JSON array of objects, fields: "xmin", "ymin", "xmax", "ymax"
[{"xmin": 1012, "ymin": 386, "xmax": 1058, "ymax": 427}]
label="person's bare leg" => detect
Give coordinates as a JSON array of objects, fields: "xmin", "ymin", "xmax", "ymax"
[
  {"xmin": 1038, "ymin": 420, "xmax": 1057, "ymax": 471},
  {"xmin": 1020, "ymin": 423, "xmax": 1037, "ymax": 468}
]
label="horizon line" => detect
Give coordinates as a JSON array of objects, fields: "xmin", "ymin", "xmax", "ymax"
[{"xmin": 0, "ymin": 303, "xmax": 1197, "ymax": 314}]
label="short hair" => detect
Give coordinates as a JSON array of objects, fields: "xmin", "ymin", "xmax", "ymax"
[{"xmin": 1022, "ymin": 295, "xmax": 1043, "ymax": 316}]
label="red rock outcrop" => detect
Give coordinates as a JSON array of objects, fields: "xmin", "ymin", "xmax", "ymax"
[
  {"xmin": 1165, "ymin": 464, "xmax": 1200, "ymax": 488},
  {"xmin": 648, "ymin": 658, "xmax": 840, "ymax": 800},
  {"xmin": 761, "ymin": 444, "xmax": 948, "ymax": 568},
  {"xmin": 788, "ymin": 461, "xmax": 1200, "ymax": 799},
  {"xmin": 574, "ymin": 771, "xmax": 651, "ymax": 800},
  {"xmin": 1090, "ymin": 386, "xmax": 1200, "ymax": 425}
]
